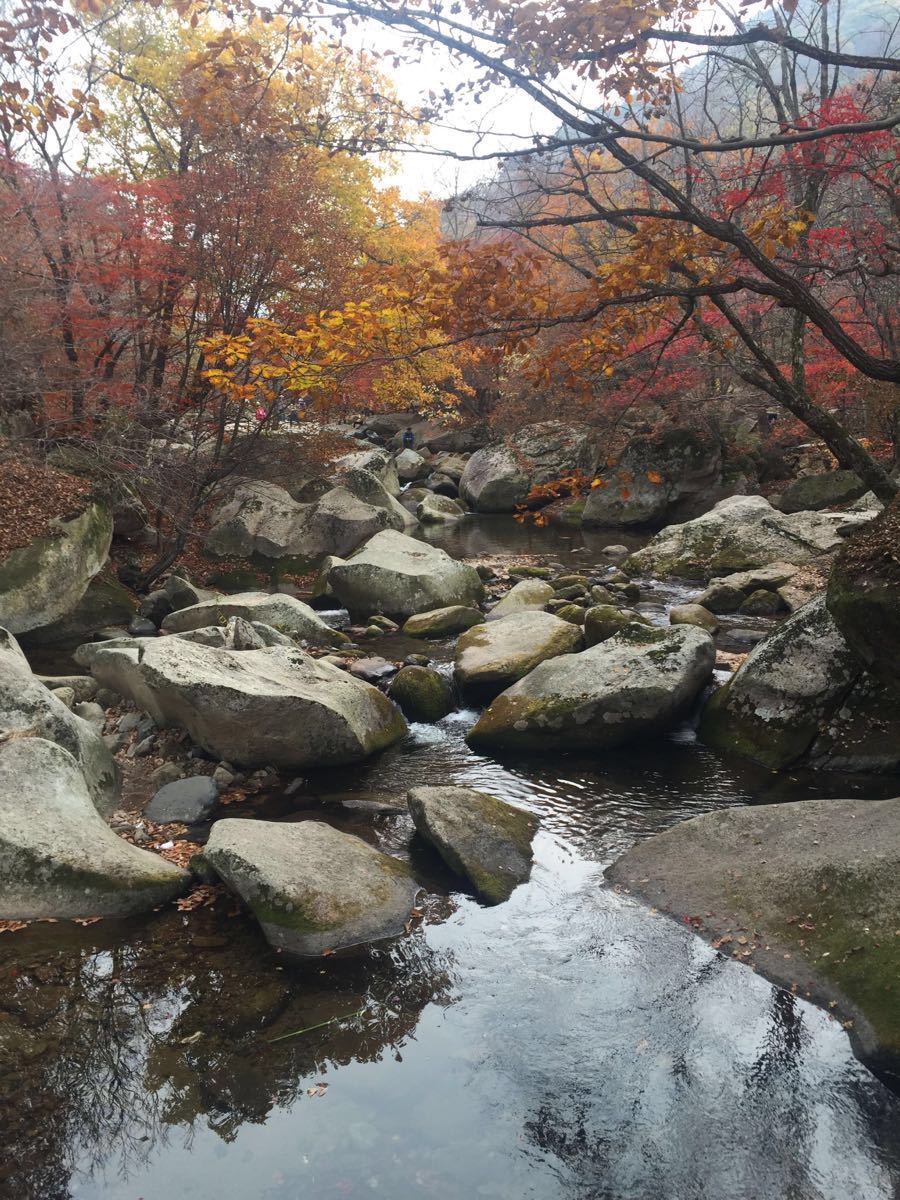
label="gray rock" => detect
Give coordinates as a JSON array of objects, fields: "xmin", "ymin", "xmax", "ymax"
[
  {"xmin": 779, "ymin": 469, "xmax": 866, "ymax": 513},
  {"xmin": 36, "ymin": 674, "xmax": 98, "ymax": 702},
  {"xmin": 84, "ymin": 638, "xmax": 407, "ymax": 769},
  {"xmin": 0, "ymin": 737, "xmax": 186, "ymax": 918},
  {"xmin": 408, "ymin": 786, "xmax": 537, "ymax": 903},
  {"xmin": 333, "ymin": 447, "xmax": 401, "ymax": 496},
  {"xmin": 212, "ymin": 765, "xmax": 235, "ymax": 789},
  {"xmin": 72, "ymin": 701, "xmax": 106, "ymax": 731},
  {"xmin": 163, "ymin": 574, "xmax": 203, "ymax": 611},
  {"xmin": 51, "ymin": 687, "xmax": 75, "ymax": 709},
  {"xmin": 605, "ymin": 795, "xmax": 900, "ymax": 1065},
  {"xmin": 455, "ymin": 610, "xmax": 584, "ymax": 700},
  {"xmin": 203, "ymin": 819, "xmax": 420, "ymax": 956},
  {"xmin": 348, "ymin": 656, "xmax": 397, "ymax": 683},
  {"xmin": 416, "ymin": 493, "xmax": 465, "ymax": 524},
  {"xmin": 161, "ymin": 592, "xmax": 339, "ymax": 646},
  {"xmin": 147, "ymin": 776, "xmax": 219, "ymax": 824},
  {"xmin": 17, "ymin": 570, "xmax": 135, "ymax": 648},
  {"xmin": 328, "ymin": 530, "xmax": 484, "ymax": 619},
  {"xmin": 468, "ymin": 624, "xmax": 715, "ymax": 753},
  {"xmin": 128, "ymin": 616, "xmax": 158, "ymax": 637},
  {"xmin": 601, "ymin": 544, "xmax": 630, "ymax": 559},
  {"xmin": 625, "ymin": 495, "xmax": 854, "ymax": 581},
  {"xmin": 204, "ymin": 479, "xmax": 311, "ymax": 559},
  {"xmin": 487, "ymin": 579, "xmax": 554, "ymax": 620},
  {"xmin": 738, "ymin": 589, "xmax": 786, "ymax": 616},
  {"xmin": 151, "ymin": 761, "xmax": 184, "ymax": 788},
  {"xmin": 395, "ymin": 448, "xmax": 428, "ymax": 481},
  {"xmin": 131, "ymin": 735, "xmax": 156, "ymax": 757},
  {"xmin": 0, "ymin": 627, "xmax": 118, "ymax": 815},
  {"xmin": 0, "ymin": 499, "xmax": 112, "ymax": 635},
  {"xmin": 402, "ymin": 606, "xmax": 485, "ymax": 638},
  {"xmin": 139, "ymin": 590, "xmax": 172, "ymax": 626}
]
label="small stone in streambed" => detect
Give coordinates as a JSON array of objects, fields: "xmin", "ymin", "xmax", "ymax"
[
  {"xmin": 367, "ymin": 614, "xmax": 400, "ymax": 633},
  {"xmin": 507, "ymin": 564, "xmax": 551, "ymax": 579},
  {"xmin": 554, "ymin": 603, "xmax": 586, "ymax": 625},
  {"xmin": 349, "ymin": 656, "xmax": 397, "ymax": 683},
  {"xmin": 51, "ymin": 686, "xmax": 75, "ymax": 709},
  {"xmin": 284, "ymin": 777, "xmax": 307, "ymax": 797},
  {"xmin": 407, "ymin": 786, "xmax": 538, "ymax": 904},
  {"xmin": 73, "ymin": 700, "xmax": 105, "ymax": 731},
  {"xmin": 402, "ymin": 606, "xmax": 485, "ymax": 638},
  {"xmin": 212, "ymin": 765, "xmax": 235, "ymax": 789},
  {"xmin": 387, "ymin": 666, "xmax": 453, "ymax": 722},
  {"xmin": 147, "ymin": 775, "xmax": 219, "ymax": 824},
  {"xmin": 404, "ymin": 653, "xmax": 430, "ymax": 667},
  {"xmin": 729, "ymin": 628, "xmax": 768, "ymax": 645},
  {"xmin": 317, "ymin": 791, "xmax": 408, "ymax": 814},
  {"xmin": 130, "ymin": 735, "xmax": 156, "ymax": 758},
  {"xmin": 601, "ymin": 544, "xmax": 629, "ymax": 559},
  {"xmin": 669, "ymin": 603, "xmax": 719, "ymax": 634},
  {"xmin": 151, "ymin": 761, "xmax": 184, "ymax": 788}
]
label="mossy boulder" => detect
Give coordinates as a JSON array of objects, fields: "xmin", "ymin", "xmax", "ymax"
[
  {"xmin": 624, "ymin": 495, "xmax": 850, "ymax": 582},
  {"xmin": 387, "ymin": 666, "xmax": 454, "ymax": 722},
  {"xmin": 584, "ymin": 604, "xmax": 649, "ymax": 647},
  {"xmin": 19, "ymin": 571, "xmax": 135, "ymax": 647},
  {"xmin": 606, "ymin": 796, "xmax": 900, "ymax": 1068},
  {"xmin": 203, "ymin": 819, "xmax": 420, "ymax": 957},
  {"xmin": 161, "ymin": 591, "xmax": 341, "ymax": 646},
  {"xmin": 402, "ymin": 606, "xmax": 485, "ymax": 638},
  {"xmin": 778, "ymin": 469, "xmax": 866, "ymax": 514},
  {"xmin": 467, "ymin": 624, "xmax": 714, "ymax": 754},
  {"xmin": 700, "ymin": 594, "xmax": 900, "ymax": 772},
  {"xmin": 669, "ymin": 603, "xmax": 718, "ymax": 634},
  {"xmin": 407, "ymin": 786, "xmax": 537, "ymax": 904},
  {"xmin": 827, "ymin": 499, "xmax": 900, "ymax": 691},
  {"xmin": 455, "ymin": 610, "xmax": 583, "ymax": 701},
  {"xmin": 0, "ymin": 498, "xmax": 112, "ymax": 635}
]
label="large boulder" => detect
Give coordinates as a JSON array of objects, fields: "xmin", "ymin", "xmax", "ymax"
[
  {"xmin": 417, "ymin": 493, "xmax": 465, "ymax": 524},
  {"xmin": 395, "ymin": 448, "xmax": 428, "ymax": 481},
  {"xmin": 606, "ymin": 796, "xmax": 900, "ymax": 1064},
  {"xmin": 0, "ymin": 627, "xmax": 118, "ymax": 814},
  {"xmin": 459, "ymin": 421, "xmax": 599, "ymax": 513},
  {"xmin": 291, "ymin": 486, "xmax": 395, "ymax": 558},
  {"xmin": 624, "ymin": 495, "xmax": 855, "ymax": 581},
  {"xmin": 83, "ymin": 638, "xmax": 407, "ymax": 769},
  {"xmin": 333, "ymin": 447, "xmax": 401, "ymax": 496},
  {"xmin": 700, "ymin": 594, "xmax": 900, "ymax": 772},
  {"xmin": 582, "ymin": 429, "xmax": 722, "ymax": 527},
  {"xmin": 827, "ymin": 499, "xmax": 900, "ymax": 689},
  {"xmin": 160, "ymin": 592, "xmax": 340, "ymax": 646},
  {"xmin": 205, "ymin": 479, "xmax": 309, "ymax": 559},
  {"xmin": 203, "ymin": 819, "xmax": 420, "ymax": 956},
  {"xmin": 328, "ymin": 530, "xmax": 484, "ymax": 619},
  {"xmin": 19, "ymin": 571, "xmax": 136, "ymax": 647},
  {"xmin": 778, "ymin": 469, "xmax": 867, "ymax": 513},
  {"xmin": 0, "ymin": 496, "xmax": 112, "ymax": 635},
  {"xmin": 338, "ymin": 467, "xmax": 415, "ymax": 531},
  {"xmin": 467, "ymin": 624, "xmax": 714, "ymax": 753},
  {"xmin": 407, "ymin": 786, "xmax": 537, "ymax": 904},
  {"xmin": 0, "ymin": 738, "xmax": 186, "ymax": 918},
  {"xmin": 455, "ymin": 610, "xmax": 583, "ymax": 700}
]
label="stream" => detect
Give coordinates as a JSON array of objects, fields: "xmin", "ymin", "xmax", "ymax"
[{"xmin": 3, "ymin": 517, "xmax": 900, "ymax": 1200}]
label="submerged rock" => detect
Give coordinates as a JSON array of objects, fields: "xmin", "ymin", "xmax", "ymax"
[
  {"xmin": 83, "ymin": 638, "xmax": 407, "ymax": 769},
  {"xmin": 388, "ymin": 666, "xmax": 454, "ymax": 722},
  {"xmin": 624, "ymin": 495, "xmax": 858, "ymax": 581},
  {"xmin": 407, "ymin": 786, "xmax": 538, "ymax": 904},
  {"xmin": 160, "ymin": 592, "xmax": 339, "ymax": 646},
  {"xmin": 0, "ymin": 627, "xmax": 118, "ymax": 814},
  {"xmin": 606, "ymin": 795, "xmax": 900, "ymax": 1066},
  {"xmin": 328, "ymin": 530, "xmax": 484, "ymax": 619},
  {"xmin": 455, "ymin": 610, "xmax": 583, "ymax": 700},
  {"xmin": 0, "ymin": 738, "xmax": 187, "ymax": 919},
  {"xmin": 467, "ymin": 624, "xmax": 714, "ymax": 753},
  {"xmin": 203, "ymin": 819, "xmax": 420, "ymax": 956}
]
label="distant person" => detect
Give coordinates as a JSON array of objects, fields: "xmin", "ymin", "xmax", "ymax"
[
  {"xmin": 402, "ymin": 426, "xmax": 415, "ymax": 450},
  {"xmin": 254, "ymin": 405, "xmax": 266, "ymax": 423}
]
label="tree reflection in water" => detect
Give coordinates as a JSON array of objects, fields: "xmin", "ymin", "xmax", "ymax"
[{"xmin": 0, "ymin": 901, "xmax": 456, "ymax": 1199}]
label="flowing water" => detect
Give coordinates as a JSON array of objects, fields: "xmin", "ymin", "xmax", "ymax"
[{"xmin": 3, "ymin": 518, "xmax": 900, "ymax": 1200}]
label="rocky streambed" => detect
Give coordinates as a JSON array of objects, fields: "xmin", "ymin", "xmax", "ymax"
[{"xmin": 3, "ymin": 513, "xmax": 900, "ymax": 1199}]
